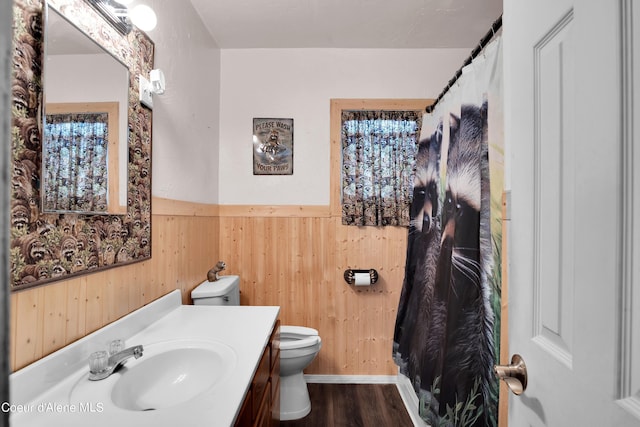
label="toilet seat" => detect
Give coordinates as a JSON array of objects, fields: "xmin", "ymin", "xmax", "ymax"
[
  {"xmin": 280, "ymin": 326, "xmax": 320, "ymax": 351},
  {"xmin": 281, "ymin": 325, "xmax": 318, "ymax": 337},
  {"xmin": 281, "ymin": 335, "xmax": 320, "ymax": 351}
]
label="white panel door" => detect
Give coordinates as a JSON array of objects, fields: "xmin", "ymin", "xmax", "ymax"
[{"xmin": 504, "ymin": 0, "xmax": 640, "ymax": 425}]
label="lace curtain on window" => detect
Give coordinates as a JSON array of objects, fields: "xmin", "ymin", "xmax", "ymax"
[{"xmin": 341, "ymin": 110, "xmax": 421, "ymax": 226}]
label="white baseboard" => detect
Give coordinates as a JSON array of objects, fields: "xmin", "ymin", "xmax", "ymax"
[
  {"xmin": 303, "ymin": 373, "xmax": 428, "ymax": 427},
  {"xmin": 395, "ymin": 373, "xmax": 429, "ymax": 427}
]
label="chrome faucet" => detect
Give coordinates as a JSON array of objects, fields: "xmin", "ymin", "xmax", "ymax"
[{"xmin": 89, "ymin": 345, "xmax": 144, "ymax": 381}]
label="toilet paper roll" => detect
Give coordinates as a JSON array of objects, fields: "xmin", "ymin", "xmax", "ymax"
[{"xmin": 354, "ymin": 272, "xmax": 371, "ymax": 286}]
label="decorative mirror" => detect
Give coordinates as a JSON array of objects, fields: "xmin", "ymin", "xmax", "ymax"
[{"xmin": 10, "ymin": 0, "xmax": 153, "ymax": 290}]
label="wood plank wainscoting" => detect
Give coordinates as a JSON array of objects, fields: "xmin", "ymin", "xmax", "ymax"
[
  {"xmin": 218, "ymin": 205, "xmax": 408, "ymax": 376},
  {"xmin": 10, "ymin": 197, "xmax": 220, "ymax": 371}
]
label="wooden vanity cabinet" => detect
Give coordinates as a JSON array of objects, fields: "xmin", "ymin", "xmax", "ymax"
[{"xmin": 234, "ymin": 320, "xmax": 280, "ymax": 427}]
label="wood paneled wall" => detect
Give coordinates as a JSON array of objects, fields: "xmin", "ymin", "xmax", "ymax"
[
  {"xmin": 219, "ymin": 207, "xmax": 408, "ymax": 376},
  {"xmin": 10, "ymin": 198, "xmax": 220, "ymax": 371}
]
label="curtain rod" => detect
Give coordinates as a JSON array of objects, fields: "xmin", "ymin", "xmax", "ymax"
[{"xmin": 425, "ymin": 14, "xmax": 503, "ymax": 113}]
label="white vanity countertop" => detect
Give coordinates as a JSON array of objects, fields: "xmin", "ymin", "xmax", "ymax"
[{"xmin": 9, "ymin": 290, "xmax": 280, "ymax": 427}]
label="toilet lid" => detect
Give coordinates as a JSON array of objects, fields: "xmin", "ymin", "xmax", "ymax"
[{"xmin": 191, "ymin": 275, "xmax": 239, "ymax": 299}]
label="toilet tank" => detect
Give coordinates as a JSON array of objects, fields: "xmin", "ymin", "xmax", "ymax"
[{"xmin": 191, "ymin": 275, "xmax": 240, "ymax": 306}]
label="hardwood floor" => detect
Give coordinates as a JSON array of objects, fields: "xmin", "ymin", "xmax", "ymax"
[{"xmin": 280, "ymin": 383, "xmax": 414, "ymax": 427}]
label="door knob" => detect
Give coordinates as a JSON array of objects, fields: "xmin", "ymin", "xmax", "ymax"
[{"xmin": 494, "ymin": 354, "xmax": 528, "ymax": 395}]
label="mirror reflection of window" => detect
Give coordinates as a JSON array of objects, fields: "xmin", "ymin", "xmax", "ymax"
[
  {"xmin": 43, "ymin": 8, "xmax": 128, "ymax": 214},
  {"xmin": 43, "ymin": 111, "xmax": 109, "ymax": 212}
]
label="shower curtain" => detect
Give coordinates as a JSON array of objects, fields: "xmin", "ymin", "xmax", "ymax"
[{"xmin": 393, "ymin": 37, "xmax": 503, "ymax": 427}]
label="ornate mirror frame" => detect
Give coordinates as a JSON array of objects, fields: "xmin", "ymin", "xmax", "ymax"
[{"xmin": 11, "ymin": 0, "xmax": 153, "ymax": 290}]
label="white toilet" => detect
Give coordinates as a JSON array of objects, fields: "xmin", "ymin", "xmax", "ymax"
[
  {"xmin": 190, "ymin": 276, "xmax": 322, "ymax": 421},
  {"xmin": 191, "ymin": 275, "xmax": 240, "ymax": 306},
  {"xmin": 279, "ymin": 325, "xmax": 322, "ymax": 420}
]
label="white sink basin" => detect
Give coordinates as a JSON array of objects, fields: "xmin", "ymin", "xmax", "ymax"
[{"xmin": 69, "ymin": 340, "xmax": 237, "ymax": 412}]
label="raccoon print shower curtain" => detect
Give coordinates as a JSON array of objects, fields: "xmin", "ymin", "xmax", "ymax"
[{"xmin": 393, "ymin": 38, "xmax": 504, "ymax": 427}]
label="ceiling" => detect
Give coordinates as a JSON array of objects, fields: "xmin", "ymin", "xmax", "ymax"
[{"xmin": 189, "ymin": 0, "xmax": 503, "ymax": 49}]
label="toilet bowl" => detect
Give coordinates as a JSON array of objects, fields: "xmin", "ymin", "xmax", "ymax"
[{"xmin": 279, "ymin": 325, "xmax": 322, "ymax": 421}]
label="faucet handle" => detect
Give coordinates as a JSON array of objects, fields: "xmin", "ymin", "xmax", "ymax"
[
  {"xmin": 109, "ymin": 339, "xmax": 125, "ymax": 356},
  {"xmin": 89, "ymin": 351, "xmax": 109, "ymax": 374}
]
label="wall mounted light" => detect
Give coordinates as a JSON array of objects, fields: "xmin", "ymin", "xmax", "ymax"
[
  {"xmin": 86, "ymin": 0, "xmax": 157, "ymax": 34},
  {"xmin": 128, "ymin": 4, "xmax": 157, "ymax": 31},
  {"xmin": 139, "ymin": 69, "xmax": 165, "ymax": 109}
]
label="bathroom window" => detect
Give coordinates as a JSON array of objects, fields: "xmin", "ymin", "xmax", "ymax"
[{"xmin": 337, "ymin": 106, "xmax": 423, "ymax": 227}]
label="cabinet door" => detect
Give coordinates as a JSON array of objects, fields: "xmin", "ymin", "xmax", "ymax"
[
  {"xmin": 270, "ymin": 375, "xmax": 280, "ymax": 427},
  {"xmin": 270, "ymin": 339, "xmax": 280, "ymax": 426},
  {"xmin": 234, "ymin": 388, "xmax": 252, "ymax": 427},
  {"xmin": 252, "ymin": 348, "xmax": 270, "ymax": 419},
  {"xmin": 254, "ymin": 380, "xmax": 271, "ymax": 427}
]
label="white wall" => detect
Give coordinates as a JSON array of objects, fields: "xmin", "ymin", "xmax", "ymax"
[
  {"xmin": 219, "ymin": 48, "xmax": 468, "ymax": 205},
  {"xmin": 146, "ymin": 0, "xmax": 221, "ymax": 204},
  {"xmin": 143, "ymin": 4, "xmax": 470, "ymax": 206}
]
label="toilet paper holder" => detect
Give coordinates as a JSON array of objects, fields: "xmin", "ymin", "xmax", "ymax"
[{"xmin": 344, "ymin": 269, "xmax": 379, "ymax": 285}]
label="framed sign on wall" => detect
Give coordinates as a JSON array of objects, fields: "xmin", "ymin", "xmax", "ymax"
[{"xmin": 252, "ymin": 117, "xmax": 293, "ymax": 175}]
